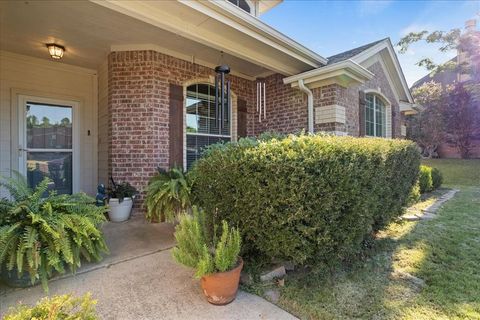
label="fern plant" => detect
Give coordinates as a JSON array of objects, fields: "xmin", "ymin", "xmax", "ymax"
[
  {"xmin": 145, "ymin": 167, "xmax": 192, "ymax": 223},
  {"xmin": 0, "ymin": 173, "xmax": 109, "ymax": 291},
  {"xmin": 3, "ymin": 293, "xmax": 98, "ymax": 320},
  {"xmin": 172, "ymin": 206, "xmax": 241, "ymax": 278}
]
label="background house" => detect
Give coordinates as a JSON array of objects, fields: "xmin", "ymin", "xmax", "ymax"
[
  {"xmin": 411, "ymin": 19, "xmax": 480, "ymax": 158},
  {"xmin": 0, "ymin": 0, "xmax": 415, "ymax": 200}
]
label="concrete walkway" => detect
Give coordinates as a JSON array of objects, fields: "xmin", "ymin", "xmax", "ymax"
[{"xmin": 0, "ymin": 216, "xmax": 297, "ymax": 320}]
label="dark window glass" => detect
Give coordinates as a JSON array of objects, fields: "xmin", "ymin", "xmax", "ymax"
[
  {"xmin": 365, "ymin": 94, "xmax": 386, "ymax": 137},
  {"xmin": 186, "ymin": 84, "xmax": 231, "ymax": 169},
  {"xmin": 227, "ymin": 0, "xmax": 251, "ymax": 13},
  {"xmin": 27, "ymin": 152, "xmax": 72, "ymax": 194}
]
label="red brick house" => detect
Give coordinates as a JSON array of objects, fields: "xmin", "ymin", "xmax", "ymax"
[{"xmin": 0, "ymin": 0, "xmax": 415, "ymax": 198}]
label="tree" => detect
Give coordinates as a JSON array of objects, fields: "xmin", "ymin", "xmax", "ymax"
[
  {"xmin": 444, "ymin": 83, "xmax": 477, "ymax": 158},
  {"xmin": 397, "ymin": 26, "xmax": 479, "ymax": 80},
  {"xmin": 407, "ymin": 81, "xmax": 445, "ymax": 158},
  {"xmin": 398, "ymin": 23, "xmax": 480, "ymax": 158}
]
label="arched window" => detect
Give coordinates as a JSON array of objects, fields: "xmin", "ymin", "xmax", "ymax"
[
  {"xmin": 227, "ymin": 0, "xmax": 251, "ymax": 13},
  {"xmin": 186, "ymin": 83, "xmax": 231, "ymax": 169},
  {"xmin": 365, "ymin": 93, "xmax": 386, "ymax": 137}
]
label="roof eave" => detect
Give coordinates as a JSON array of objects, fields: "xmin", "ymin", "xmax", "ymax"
[
  {"xmin": 349, "ymin": 39, "xmax": 414, "ymax": 103},
  {"xmin": 283, "ymin": 60, "xmax": 374, "ymax": 89},
  {"xmin": 202, "ymin": 0, "xmax": 328, "ymax": 66}
]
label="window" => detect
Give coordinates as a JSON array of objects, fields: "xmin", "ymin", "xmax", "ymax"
[
  {"xmin": 365, "ymin": 94, "xmax": 386, "ymax": 137},
  {"xmin": 186, "ymin": 84, "xmax": 231, "ymax": 169},
  {"xmin": 227, "ymin": 0, "xmax": 251, "ymax": 13}
]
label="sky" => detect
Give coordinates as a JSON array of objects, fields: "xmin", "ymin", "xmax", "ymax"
[{"xmin": 260, "ymin": 0, "xmax": 480, "ymax": 86}]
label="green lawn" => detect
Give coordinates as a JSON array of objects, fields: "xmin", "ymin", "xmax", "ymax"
[{"xmin": 253, "ymin": 159, "xmax": 480, "ymax": 320}]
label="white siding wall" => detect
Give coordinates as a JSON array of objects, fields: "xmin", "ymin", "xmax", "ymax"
[{"xmin": 0, "ymin": 51, "xmax": 98, "ymax": 195}]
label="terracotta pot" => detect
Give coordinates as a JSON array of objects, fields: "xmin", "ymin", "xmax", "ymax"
[{"xmin": 200, "ymin": 258, "xmax": 244, "ymax": 305}]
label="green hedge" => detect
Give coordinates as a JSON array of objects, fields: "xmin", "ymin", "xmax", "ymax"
[
  {"xmin": 419, "ymin": 165, "xmax": 433, "ymax": 193},
  {"xmin": 190, "ymin": 134, "xmax": 420, "ymax": 265},
  {"xmin": 431, "ymin": 167, "xmax": 443, "ymax": 190},
  {"xmin": 418, "ymin": 165, "xmax": 443, "ymax": 194}
]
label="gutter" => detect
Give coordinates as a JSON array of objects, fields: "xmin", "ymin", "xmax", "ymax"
[{"xmin": 297, "ymin": 79, "xmax": 314, "ymax": 134}]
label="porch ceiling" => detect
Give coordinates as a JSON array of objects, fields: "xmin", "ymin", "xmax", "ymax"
[{"xmin": 0, "ymin": 0, "xmax": 295, "ymax": 79}]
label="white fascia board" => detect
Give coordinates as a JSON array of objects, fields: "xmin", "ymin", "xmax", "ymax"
[
  {"xmin": 350, "ymin": 39, "xmax": 414, "ymax": 103},
  {"xmin": 400, "ymin": 101, "xmax": 418, "ymax": 114},
  {"xmin": 283, "ymin": 60, "xmax": 374, "ymax": 87},
  {"xmin": 90, "ymin": 0, "xmax": 315, "ymax": 75},
  {"xmin": 185, "ymin": 0, "xmax": 327, "ymax": 66}
]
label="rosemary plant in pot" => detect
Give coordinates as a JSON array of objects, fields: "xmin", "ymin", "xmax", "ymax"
[
  {"xmin": 172, "ymin": 206, "xmax": 242, "ymax": 305},
  {"xmin": 107, "ymin": 179, "xmax": 137, "ymax": 222}
]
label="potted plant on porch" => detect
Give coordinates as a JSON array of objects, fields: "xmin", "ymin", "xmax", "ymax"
[
  {"xmin": 172, "ymin": 206, "xmax": 243, "ymax": 305},
  {"xmin": 144, "ymin": 167, "xmax": 192, "ymax": 223},
  {"xmin": 107, "ymin": 179, "xmax": 137, "ymax": 222},
  {"xmin": 0, "ymin": 173, "xmax": 108, "ymax": 291}
]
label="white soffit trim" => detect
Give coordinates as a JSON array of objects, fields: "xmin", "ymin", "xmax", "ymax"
[
  {"xmin": 90, "ymin": 0, "xmax": 325, "ymax": 75},
  {"xmin": 350, "ymin": 39, "xmax": 414, "ymax": 103},
  {"xmin": 400, "ymin": 101, "xmax": 418, "ymax": 114},
  {"xmin": 283, "ymin": 60, "xmax": 374, "ymax": 88}
]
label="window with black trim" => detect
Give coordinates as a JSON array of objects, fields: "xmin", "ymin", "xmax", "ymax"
[
  {"xmin": 227, "ymin": 0, "xmax": 251, "ymax": 13},
  {"xmin": 186, "ymin": 84, "xmax": 231, "ymax": 169},
  {"xmin": 365, "ymin": 94, "xmax": 386, "ymax": 137}
]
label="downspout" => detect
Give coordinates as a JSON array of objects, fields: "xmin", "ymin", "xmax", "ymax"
[{"xmin": 297, "ymin": 79, "xmax": 314, "ymax": 134}]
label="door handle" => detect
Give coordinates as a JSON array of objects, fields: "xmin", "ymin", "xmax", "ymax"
[{"xmin": 18, "ymin": 148, "xmax": 27, "ymax": 152}]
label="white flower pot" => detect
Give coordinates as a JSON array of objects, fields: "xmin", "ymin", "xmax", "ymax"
[{"xmin": 108, "ymin": 197, "xmax": 133, "ymax": 222}]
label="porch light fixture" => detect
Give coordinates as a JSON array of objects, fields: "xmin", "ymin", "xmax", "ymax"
[
  {"xmin": 46, "ymin": 43, "xmax": 65, "ymax": 60},
  {"xmin": 214, "ymin": 64, "xmax": 231, "ymax": 131}
]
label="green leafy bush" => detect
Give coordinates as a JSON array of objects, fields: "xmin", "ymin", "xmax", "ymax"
[
  {"xmin": 4, "ymin": 293, "xmax": 98, "ymax": 320},
  {"xmin": 0, "ymin": 173, "xmax": 108, "ymax": 291},
  {"xmin": 172, "ymin": 206, "xmax": 241, "ymax": 278},
  {"xmin": 108, "ymin": 179, "xmax": 137, "ymax": 203},
  {"xmin": 190, "ymin": 134, "xmax": 420, "ymax": 265},
  {"xmin": 408, "ymin": 182, "xmax": 421, "ymax": 205},
  {"xmin": 145, "ymin": 167, "xmax": 192, "ymax": 223},
  {"xmin": 431, "ymin": 167, "xmax": 443, "ymax": 189},
  {"xmin": 418, "ymin": 165, "xmax": 434, "ymax": 193}
]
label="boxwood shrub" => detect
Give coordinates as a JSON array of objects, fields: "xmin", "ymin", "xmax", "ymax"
[
  {"xmin": 431, "ymin": 167, "xmax": 443, "ymax": 190},
  {"xmin": 190, "ymin": 134, "xmax": 420, "ymax": 265},
  {"xmin": 418, "ymin": 165, "xmax": 434, "ymax": 193}
]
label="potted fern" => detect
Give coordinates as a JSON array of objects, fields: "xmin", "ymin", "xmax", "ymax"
[
  {"xmin": 107, "ymin": 179, "xmax": 137, "ymax": 222},
  {"xmin": 172, "ymin": 206, "xmax": 242, "ymax": 305},
  {"xmin": 145, "ymin": 167, "xmax": 191, "ymax": 223},
  {"xmin": 0, "ymin": 173, "xmax": 108, "ymax": 291}
]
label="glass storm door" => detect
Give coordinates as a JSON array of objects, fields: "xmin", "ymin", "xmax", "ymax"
[{"xmin": 18, "ymin": 97, "xmax": 76, "ymax": 194}]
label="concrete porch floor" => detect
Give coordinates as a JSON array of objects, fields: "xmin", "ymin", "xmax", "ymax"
[{"xmin": 0, "ymin": 215, "xmax": 297, "ymax": 319}]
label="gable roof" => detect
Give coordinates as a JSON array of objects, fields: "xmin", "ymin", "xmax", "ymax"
[
  {"xmin": 327, "ymin": 38, "xmax": 388, "ymax": 65},
  {"xmin": 325, "ymin": 38, "xmax": 414, "ymax": 104},
  {"xmin": 411, "ymin": 57, "xmax": 458, "ymax": 89}
]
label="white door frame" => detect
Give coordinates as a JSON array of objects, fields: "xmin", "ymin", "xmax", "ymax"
[{"xmin": 17, "ymin": 94, "xmax": 80, "ymax": 193}]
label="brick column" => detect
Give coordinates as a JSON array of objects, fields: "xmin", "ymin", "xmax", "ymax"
[{"xmin": 107, "ymin": 51, "xmax": 169, "ymax": 202}]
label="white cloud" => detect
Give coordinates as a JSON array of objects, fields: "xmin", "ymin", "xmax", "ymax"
[{"xmin": 358, "ymin": 0, "xmax": 392, "ymax": 16}]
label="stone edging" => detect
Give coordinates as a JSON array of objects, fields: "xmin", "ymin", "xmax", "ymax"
[{"xmin": 402, "ymin": 189, "xmax": 459, "ymax": 221}]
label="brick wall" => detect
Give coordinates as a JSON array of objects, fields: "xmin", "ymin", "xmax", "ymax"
[
  {"xmin": 338, "ymin": 61, "xmax": 402, "ymax": 137},
  {"xmin": 107, "ymin": 50, "xmax": 256, "ymax": 203},
  {"xmin": 106, "ymin": 50, "xmax": 405, "ymax": 207},
  {"xmin": 251, "ymin": 73, "xmax": 308, "ymax": 135}
]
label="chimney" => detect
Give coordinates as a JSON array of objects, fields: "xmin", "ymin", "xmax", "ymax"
[{"xmin": 465, "ymin": 19, "xmax": 476, "ymax": 32}]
